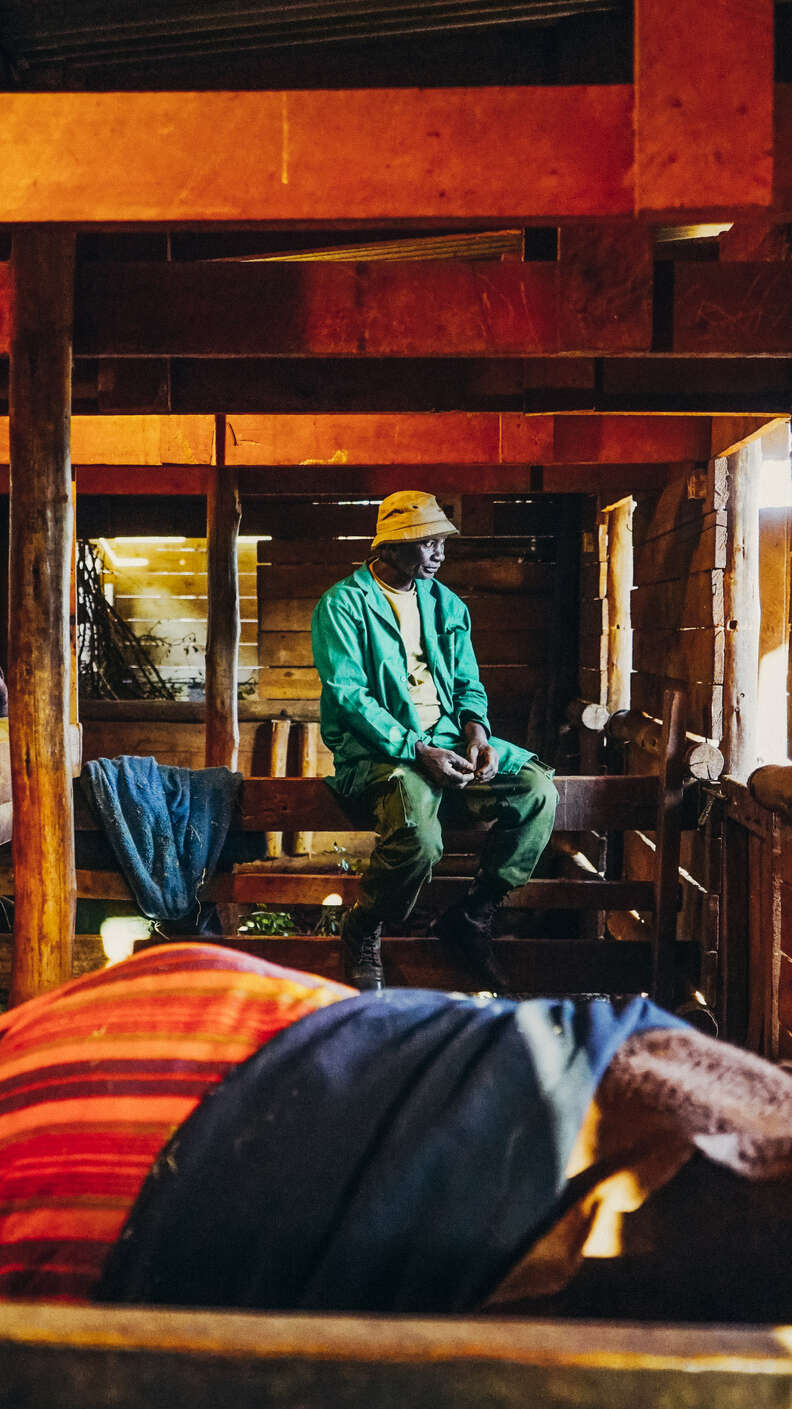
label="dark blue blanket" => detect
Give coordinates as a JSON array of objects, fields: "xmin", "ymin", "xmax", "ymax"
[
  {"xmin": 81, "ymin": 755, "xmax": 241, "ymax": 921},
  {"xmin": 98, "ymin": 988, "xmax": 686, "ymax": 1313}
]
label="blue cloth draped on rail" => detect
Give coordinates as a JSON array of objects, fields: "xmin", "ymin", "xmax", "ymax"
[
  {"xmin": 81, "ymin": 755, "xmax": 242, "ymax": 920},
  {"xmin": 98, "ymin": 988, "xmax": 686, "ymax": 1313}
]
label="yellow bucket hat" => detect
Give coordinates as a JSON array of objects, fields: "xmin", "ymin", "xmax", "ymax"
[{"xmin": 371, "ymin": 491, "xmax": 458, "ymax": 549}]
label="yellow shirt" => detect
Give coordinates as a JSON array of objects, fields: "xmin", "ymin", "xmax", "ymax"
[{"xmin": 369, "ymin": 564, "xmax": 442, "ymax": 732}]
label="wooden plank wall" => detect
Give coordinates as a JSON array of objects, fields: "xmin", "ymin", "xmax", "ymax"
[
  {"xmin": 256, "ymin": 494, "xmax": 558, "ymax": 750},
  {"xmin": 98, "ymin": 538, "xmax": 259, "ymax": 695},
  {"xmin": 631, "ymin": 462, "xmax": 725, "ymax": 742},
  {"xmin": 573, "ymin": 465, "xmax": 724, "ymax": 981}
]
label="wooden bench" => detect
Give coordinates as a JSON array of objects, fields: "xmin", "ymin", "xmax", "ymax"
[
  {"xmin": 68, "ymin": 691, "xmax": 697, "ymax": 1004},
  {"xmin": 0, "ymin": 690, "xmax": 699, "ymax": 1004}
]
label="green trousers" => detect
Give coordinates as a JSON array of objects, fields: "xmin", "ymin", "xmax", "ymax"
[{"xmin": 355, "ymin": 758, "xmax": 558, "ymax": 926}]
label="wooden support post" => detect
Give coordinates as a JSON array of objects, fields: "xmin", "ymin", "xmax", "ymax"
[
  {"xmin": 292, "ymin": 722, "xmax": 319, "ymax": 857},
  {"xmin": 652, "ymin": 688, "xmax": 687, "ymax": 1008},
  {"xmin": 8, "ymin": 230, "xmax": 76, "ymax": 1003},
  {"xmin": 722, "ymin": 443, "xmax": 762, "ymax": 780},
  {"xmin": 205, "ymin": 413, "xmax": 241, "ymax": 770},
  {"xmin": 264, "ymin": 718, "xmax": 291, "ymax": 859},
  {"xmin": 69, "ymin": 474, "xmax": 78, "ymax": 727},
  {"xmin": 605, "ymin": 497, "xmax": 633, "ymax": 713}
]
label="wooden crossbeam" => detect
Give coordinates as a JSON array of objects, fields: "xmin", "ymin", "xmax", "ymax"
[
  {"xmin": 0, "ymin": 82, "xmax": 787, "ymax": 224},
  {"xmin": 0, "ymin": 89, "xmax": 635, "ymax": 224},
  {"xmin": 0, "ymin": 413, "xmax": 713, "ymax": 469},
  {"xmin": 675, "ymin": 265, "xmax": 792, "ymax": 355},
  {"xmin": 70, "ymin": 252, "xmax": 652, "ymax": 358},
  {"xmin": 223, "ymin": 414, "xmax": 711, "ymax": 466},
  {"xmin": 7, "ymin": 355, "xmax": 792, "ymax": 416},
  {"xmin": 3, "ymin": 255, "xmax": 792, "ymax": 360},
  {"xmin": 8, "ymin": 867, "xmax": 653, "ymax": 911}
]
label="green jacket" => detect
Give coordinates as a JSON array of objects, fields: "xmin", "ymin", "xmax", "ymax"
[{"xmin": 311, "ymin": 564, "xmax": 533, "ymax": 795}]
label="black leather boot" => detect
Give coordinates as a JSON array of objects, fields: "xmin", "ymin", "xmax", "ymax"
[
  {"xmin": 433, "ymin": 880, "xmax": 509, "ymax": 992},
  {"xmin": 340, "ymin": 904, "xmax": 385, "ymax": 992}
]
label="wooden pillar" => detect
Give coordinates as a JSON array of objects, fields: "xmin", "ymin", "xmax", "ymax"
[
  {"xmin": 205, "ymin": 413, "xmax": 241, "ymax": 770},
  {"xmin": 292, "ymin": 722, "xmax": 319, "ymax": 856},
  {"xmin": 722, "ymin": 444, "xmax": 761, "ymax": 781},
  {"xmin": 265, "ymin": 718, "xmax": 291, "ymax": 858},
  {"xmin": 605, "ymin": 497, "xmax": 633, "ymax": 713},
  {"xmin": 8, "ymin": 230, "xmax": 76, "ymax": 1003}
]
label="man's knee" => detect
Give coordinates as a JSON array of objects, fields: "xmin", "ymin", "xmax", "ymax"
[
  {"xmin": 512, "ymin": 764, "xmax": 558, "ymax": 824},
  {"xmin": 410, "ymin": 819, "xmax": 444, "ymax": 870},
  {"xmin": 384, "ymin": 815, "xmax": 443, "ymax": 872}
]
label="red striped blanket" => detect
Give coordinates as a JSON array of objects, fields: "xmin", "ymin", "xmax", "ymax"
[{"xmin": 0, "ymin": 943, "xmax": 351, "ymax": 1300}]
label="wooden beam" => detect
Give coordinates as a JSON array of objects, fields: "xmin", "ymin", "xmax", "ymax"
[
  {"xmin": 0, "ymin": 88, "xmax": 633, "ymax": 225},
  {"xmin": 225, "ymin": 414, "xmax": 712, "ymax": 466},
  {"xmin": 0, "ymin": 1303, "xmax": 789, "ymax": 1409},
  {"xmin": 30, "ymin": 252, "xmax": 792, "ymax": 361},
  {"xmin": 712, "ymin": 414, "xmax": 788, "ymax": 459},
  {"xmin": 0, "ymin": 82, "xmax": 791, "ymax": 228},
  {"xmin": 8, "ymin": 353, "xmax": 792, "ymax": 416},
  {"xmin": 8, "ymin": 231, "xmax": 76, "ymax": 1004},
  {"xmin": 675, "ymin": 265, "xmax": 792, "ymax": 355},
  {"xmin": 204, "ymin": 414, "xmax": 241, "ymax": 770},
  {"xmin": 635, "ymin": 0, "xmax": 774, "ymax": 215},
  {"xmin": 70, "ymin": 250, "xmax": 652, "ymax": 358},
  {"xmin": 0, "ymin": 413, "xmax": 710, "ymax": 469}
]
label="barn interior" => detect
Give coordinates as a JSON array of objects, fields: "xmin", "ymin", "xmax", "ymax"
[{"xmin": 0, "ymin": 0, "xmax": 792, "ymax": 1401}]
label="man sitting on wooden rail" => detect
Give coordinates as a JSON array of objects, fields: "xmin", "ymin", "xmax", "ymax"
[{"xmin": 311, "ymin": 490, "xmax": 558, "ymax": 991}]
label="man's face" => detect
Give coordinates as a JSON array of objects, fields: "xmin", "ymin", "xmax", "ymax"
[{"xmin": 382, "ymin": 536, "xmax": 448, "ymax": 581}]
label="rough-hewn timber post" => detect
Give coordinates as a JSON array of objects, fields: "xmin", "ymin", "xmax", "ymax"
[
  {"xmin": 8, "ymin": 230, "xmax": 76, "ymax": 1003},
  {"xmin": 606, "ymin": 497, "xmax": 633, "ymax": 713},
  {"xmin": 722, "ymin": 444, "xmax": 761, "ymax": 780},
  {"xmin": 205, "ymin": 413, "xmax": 241, "ymax": 770}
]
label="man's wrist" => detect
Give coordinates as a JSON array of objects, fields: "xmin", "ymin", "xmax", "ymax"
[{"xmin": 464, "ymin": 719, "xmax": 488, "ymax": 743}]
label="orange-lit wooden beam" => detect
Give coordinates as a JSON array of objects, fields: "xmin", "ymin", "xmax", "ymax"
[
  {"xmin": 0, "ymin": 413, "xmax": 713, "ymax": 469},
  {"xmin": 223, "ymin": 413, "xmax": 712, "ymax": 465},
  {"xmin": 0, "ymin": 83, "xmax": 789, "ymax": 226},
  {"xmin": 635, "ymin": 0, "xmax": 774, "ymax": 215},
  {"xmin": 0, "ymin": 89, "xmax": 633, "ymax": 224},
  {"xmin": 0, "ymin": 415, "xmax": 215, "ymax": 467},
  {"xmin": 68, "ymin": 240, "xmax": 652, "ymax": 357}
]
